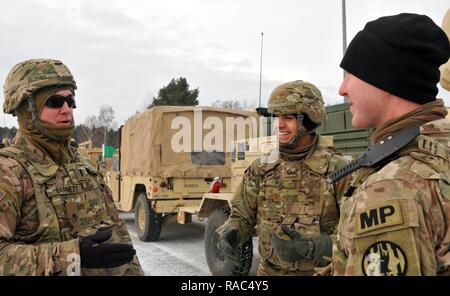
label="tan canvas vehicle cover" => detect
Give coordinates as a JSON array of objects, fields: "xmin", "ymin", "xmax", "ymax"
[
  {"xmin": 121, "ymin": 106, "xmax": 258, "ymax": 178},
  {"xmin": 440, "ymin": 9, "xmax": 450, "ymax": 91}
]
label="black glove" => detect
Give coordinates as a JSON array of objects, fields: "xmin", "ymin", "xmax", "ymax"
[
  {"xmin": 270, "ymin": 225, "xmax": 332, "ymax": 263},
  {"xmin": 79, "ymin": 229, "xmax": 136, "ymax": 268},
  {"xmin": 219, "ymin": 228, "xmax": 241, "ymax": 266}
]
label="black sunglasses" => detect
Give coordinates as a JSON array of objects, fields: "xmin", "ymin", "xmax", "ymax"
[{"xmin": 45, "ymin": 94, "xmax": 77, "ymax": 109}]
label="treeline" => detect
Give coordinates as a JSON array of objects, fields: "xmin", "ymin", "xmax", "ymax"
[
  {"xmin": 0, "ymin": 125, "xmax": 119, "ymax": 148},
  {"xmin": 0, "ymin": 126, "xmax": 17, "ymax": 142},
  {"xmin": 72, "ymin": 125, "xmax": 120, "ymax": 148}
]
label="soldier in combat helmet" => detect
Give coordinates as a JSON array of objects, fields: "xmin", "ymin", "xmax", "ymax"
[
  {"xmin": 0, "ymin": 58, "xmax": 144, "ymax": 275},
  {"xmin": 218, "ymin": 80, "xmax": 350, "ymax": 275}
]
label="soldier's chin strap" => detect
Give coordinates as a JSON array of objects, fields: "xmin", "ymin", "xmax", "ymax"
[{"xmin": 326, "ymin": 124, "xmax": 420, "ymax": 184}]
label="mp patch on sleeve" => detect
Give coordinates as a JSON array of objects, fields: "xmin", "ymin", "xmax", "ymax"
[{"xmin": 356, "ymin": 200, "xmax": 403, "ymax": 234}]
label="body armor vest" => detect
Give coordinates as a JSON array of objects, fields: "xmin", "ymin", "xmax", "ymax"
[
  {"xmin": 0, "ymin": 145, "xmax": 128, "ymax": 246},
  {"xmin": 257, "ymin": 146, "xmax": 339, "ymax": 271}
]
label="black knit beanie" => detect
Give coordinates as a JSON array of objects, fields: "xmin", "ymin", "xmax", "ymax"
[{"xmin": 341, "ymin": 13, "xmax": 450, "ymax": 104}]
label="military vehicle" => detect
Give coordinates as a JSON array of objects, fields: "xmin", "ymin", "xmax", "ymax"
[
  {"xmin": 77, "ymin": 140, "xmax": 112, "ymax": 173},
  {"xmin": 106, "ymin": 106, "xmax": 260, "ymax": 242},
  {"xmin": 317, "ymin": 103, "xmax": 374, "ymax": 159}
]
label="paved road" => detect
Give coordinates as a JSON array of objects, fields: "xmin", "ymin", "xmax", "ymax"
[{"xmin": 121, "ymin": 212, "xmax": 260, "ymax": 276}]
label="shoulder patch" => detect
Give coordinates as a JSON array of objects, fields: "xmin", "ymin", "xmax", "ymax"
[
  {"xmin": 356, "ymin": 200, "xmax": 403, "ymax": 234},
  {"xmin": 362, "ymin": 241, "xmax": 407, "ymax": 276}
]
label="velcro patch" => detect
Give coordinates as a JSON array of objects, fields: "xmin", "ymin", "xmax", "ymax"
[
  {"xmin": 55, "ymin": 185, "xmax": 82, "ymax": 195},
  {"xmin": 356, "ymin": 200, "xmax": 403, "ymax": 234}
]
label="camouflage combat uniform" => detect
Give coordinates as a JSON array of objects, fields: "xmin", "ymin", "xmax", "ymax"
[
  {"xmin": 0, "ymin": 137, "xmax": 143, "ymax": 275},
  {"xmin": 0, "ymin": 59, "xmax": 143, "ymax": 275},
  {"xmin": 222, "ymin": 81, "xmax": 349, "ymax": 275},
  {"xmin": 334, "ymin": 118, "xmax": 450, "ymax": 276}
]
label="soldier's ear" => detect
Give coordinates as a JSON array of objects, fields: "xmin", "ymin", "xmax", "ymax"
[{"xmin": 302, "ymin": 114, "xmax": 317, "ymax": 131}]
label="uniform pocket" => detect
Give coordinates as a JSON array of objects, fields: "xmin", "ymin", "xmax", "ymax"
[
  {"xmin": 258, "ymin": 220, "xmax": 278, "ymax": 259},
  {"xmin": 294, "ymin": 216, "xmax": 321, "ymax": 236}
]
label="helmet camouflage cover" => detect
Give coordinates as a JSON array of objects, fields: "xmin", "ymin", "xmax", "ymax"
[
  {"xmin": 267, "ymin": 80, "xmax": 326, "ymax": 128},
  {"xmin": 3, "ymin": 58, "xmax": 77, "ymax": 114}
]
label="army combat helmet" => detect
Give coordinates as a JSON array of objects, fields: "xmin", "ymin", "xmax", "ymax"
[
  {"xmin": 3, "ymin": 58, "xmax": 77, "ymax": 114},
  {"xmin": 3, "ymin": 59, "xmax": 77, "ymax": 141},
  {"xmin": 268, "ymin": 80, "xmax": 326, "ymax": 146}
]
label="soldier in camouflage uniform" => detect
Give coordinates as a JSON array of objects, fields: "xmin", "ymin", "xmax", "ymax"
[
  {"xmin": 331, "ymin": 14, "xmax": 450, "ymax": 275},
  {"xmin": 219, "ymin": 80, "xmax": 350, "ymax": 275},
  {"xmin": 0, "ymin": 58, "xmax": 144, "ymax": 275}
]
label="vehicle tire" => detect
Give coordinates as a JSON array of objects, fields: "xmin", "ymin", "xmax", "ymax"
[
  {"xmin": 134, "ymin": 192, "xmax": 162, "ymax": 242},
  {"xmin": 204, "ymin": 207, "xmax": 253, "ymax": 276}
]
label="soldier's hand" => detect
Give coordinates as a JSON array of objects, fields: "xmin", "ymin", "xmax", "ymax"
[
  {"xmin": 270, "ymin": 225, "xmax": 332, "ymax": 263},
  {"xmin": 79, "ymin": 229, "xmax": 136, "ymax": 269},
  {"xmin": 219, "ymin": 228, "xmax": 241, "ymax": 267}
]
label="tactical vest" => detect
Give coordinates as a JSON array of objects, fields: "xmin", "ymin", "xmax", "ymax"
[
  {"xmin": 257, "ymin": 144, "xmax": 339, "ymax": 272},
  {"xmin": 344, "ymin": 119, "xmax": 450, "ymax": 275},
  {"xmin": 0, "ymin": 145, "xmax": 128, "ymax": 246},
  {"xmin": 401, "ymin": 119, "xmax": 450, "ymax": 275}
]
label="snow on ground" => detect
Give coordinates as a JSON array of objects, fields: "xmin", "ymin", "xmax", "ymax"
[{"xmin": 121, "ymin": 212, "xmax": 260, "ymax": 276}]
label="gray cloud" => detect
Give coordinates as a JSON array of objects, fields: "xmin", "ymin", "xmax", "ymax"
[{"xmin": 1, "ymin": 0, "xmax": 449, "ymax": 128}]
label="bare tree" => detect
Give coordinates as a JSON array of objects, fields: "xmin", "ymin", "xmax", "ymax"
[
  {"xmin": 137, "ymin": 92, "xmax": 153, "ymax": 113},
  {"xmin": 212, "ymin": 99, "xmax": 253, "ymax": 110},
  {"xmin": 79, "ymin": 105, "xmax": 116, "ymax": 146},
  {"xmin": 79, "ymin": 115, "xmax": 98, "ymax": 143},
  {"xmin": 97, "ymin": 105, "xmax": 116, "ymax": 144}
]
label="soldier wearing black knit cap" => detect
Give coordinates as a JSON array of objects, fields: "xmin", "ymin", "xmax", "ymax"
[
  {"xmin": 276, "ymin": 13, "xmax": 450, "ymax": 276},
  {"xmin": 330, "ymin": 13, "xmax": 450, "ymax": 276}
]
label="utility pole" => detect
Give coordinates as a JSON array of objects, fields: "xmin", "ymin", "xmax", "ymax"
[
  {"xmin": 258, "ymin": 32, "xmax": 264, "ymax": 109},
  {"xmin": 342, "ymin": 0, "xmax": 348, "ymax": 102},
  {"xmin": 342, "ymin": 0, "xmax": 347, "ymax": 57}
]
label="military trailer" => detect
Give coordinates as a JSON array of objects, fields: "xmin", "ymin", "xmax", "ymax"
[{"xmin": 106, "ymin": 106, "xmax": 259, "ymax": 242}]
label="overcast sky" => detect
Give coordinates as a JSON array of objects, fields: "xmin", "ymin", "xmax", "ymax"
[{"xmin": 1, "ymin": 0, "xmax": 449, "ymax": 128}]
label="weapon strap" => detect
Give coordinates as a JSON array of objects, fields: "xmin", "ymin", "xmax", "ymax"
[{"xmin": 326, "ymin": 125, "xmax": 420, "ymax": 184}]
